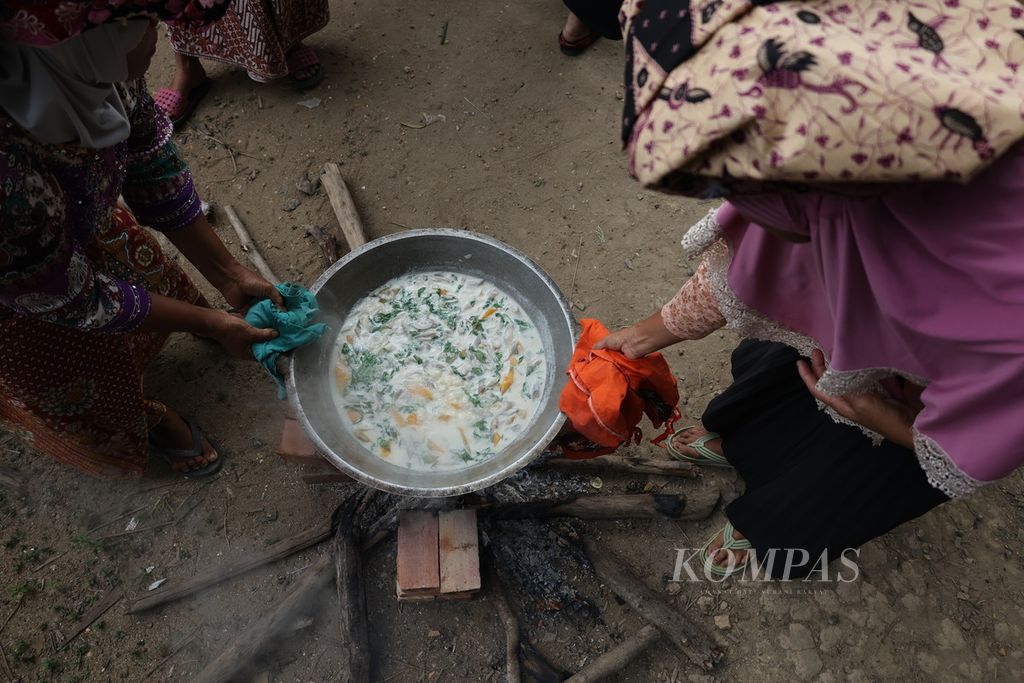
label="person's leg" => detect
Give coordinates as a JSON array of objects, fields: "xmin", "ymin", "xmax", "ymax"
[
  {"xmin": 558, "ymin": 11, "xmax": 598, "ymax": 56},
  {"xmin": 148, "ymin": 407, "xmax": 219, "ymax": 474},
  {"xmin": 287, "ymin": 42, "xmax": 320, "ymax": 82},
  {"xmin": 561, "ymin": 11, "xmax": 590, "ymax": 43},
  {"xmin": 701, "ymin": 340, "xmax": 825, "ymax": 487},
  {"xmin": 669, "ymin": 425, "xmax": 722, "ymax": 462},
  {"xmin": 154, "ymin": 52, "xmax": 210, "ymax": 127},
  {"xmin": 169, "ymin": 53, "xmax": 208, "ymax": 96},
  {"xmin": 690, "ymin": 339, "xmax": 949, "ymax": 575},
  {"xmin": 725, "ymin": 437, "xmax": 948, "ymax": 579}
]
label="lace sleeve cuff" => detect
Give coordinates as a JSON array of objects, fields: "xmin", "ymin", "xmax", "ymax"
[
  {"xmin": 660, "ymin": 259, "xmax": 726, "ymax": 340},
  {"xmin": 913, "ymin": 428, "xmax": 983, "ymax": 499}
]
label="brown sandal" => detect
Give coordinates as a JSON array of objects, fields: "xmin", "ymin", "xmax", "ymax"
[{"xmin": 558, "ymin": 30, "xmax": 597, "ymax": 57}]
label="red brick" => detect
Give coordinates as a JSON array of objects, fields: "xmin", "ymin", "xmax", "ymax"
[
  {"xmin": 438, "ymin": 509, "xmax": 480, "ymax": 594},
  {"xmin": 277, "ymin": 416, "xmax": 325, "ymax": 465}
]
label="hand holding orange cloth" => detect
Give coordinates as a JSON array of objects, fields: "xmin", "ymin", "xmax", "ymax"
[{"xmin": 556, "ymin": 319, "xmax": 680, "ymax": 458}]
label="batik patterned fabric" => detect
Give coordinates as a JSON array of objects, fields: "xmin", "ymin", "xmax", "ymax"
[
  {"xmin": 0, "ymin": 79, "xmax": 207, "ymax": 477},
  {"xmin": 0, "ymin": 80, "xmax": 202, "ymax": 331},
  {"xmin": 619, "ymin": 0, "xmax": 1024, "ymax": 197},
  {"xmin": 0, "ymin": 0, "xmax": 229, "ymax": 45},
  {"xmin": 167, "ymin": 0, "xmax": 329, "ymax": 82},
  {"xmin": 0, "ymin": 205, "xmax": 205, "ymax": 478}
]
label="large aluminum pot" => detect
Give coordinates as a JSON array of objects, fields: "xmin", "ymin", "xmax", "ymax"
[{"xmin": 287, "ymin": 229, "xmax": 578, "ymax": 497}]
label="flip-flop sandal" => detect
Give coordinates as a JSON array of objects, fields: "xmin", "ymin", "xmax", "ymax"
[
  {"xmin": 287, "ymin": 44, "xmax": 324, "ymax": 91},
  {"xmin": 558, "ymin": 29, "xmax": 597, "ymax": 56},
  {"xmin": 665, "ymin": 425, "xmax": 733, "ymax": 468},
  {"xmin": 701, "ymin": 520, "xmax": 752, "ymax": 578},
  {"xmin": 149, "ymin": 417, "xmax": 224, "ymax": 479},
  {"xmin": 153, "ymin": 79, "xmax": 212, "ymax": 130}
]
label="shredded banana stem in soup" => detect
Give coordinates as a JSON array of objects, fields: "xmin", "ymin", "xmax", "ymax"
[{"xmin": 331, "ymin": 271, "xmax": 547, "ymax": 470}]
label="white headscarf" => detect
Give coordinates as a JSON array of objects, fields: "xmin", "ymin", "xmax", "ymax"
[{"xmin": 0, "ymin": 19, "xmax": 151, "ymax": 149}]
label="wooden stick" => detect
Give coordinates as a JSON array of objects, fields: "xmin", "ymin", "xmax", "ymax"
[
  {"xmin": 487, "ymin": 565, "xmax": 520, "ymax": 683},
  {"xmin": 86, "ymin": 504, "xmax": 149, "ymax": 534},
  {"xmin": 353, "ymin": 488, "xmax": 378, "ymax": 523},
  {"xmin": 333, "ymin": 498, "xmax": 371, "ymax": 683},
  {"xmin": 305, "ymin": 224, "xmax": 339, "ymax": 265},
  {"xmin": 583, "ymin": 538, "xmax": 720, "ymax": 671},
  {"xmin": 224, "ymin": 205, "xmax": 281, "ymax": 285},
  {"xmin": 320, "ymin": 163, "xmax": 368, "ymax": 251},
  {"xmin": 0, "ymin": 593, "xmax": 21, "ymax": 638},
  {"xmin": 565, "ymin": 625, "xmax": 661, "ymax": 683},
  {"xmin": 95, "ymin": 520, "xmax": 175, "ymax": 542},
  {"xmin": 193, "ymin": 555, "xmax": 334, "ymax": 683},
  {"xmin": 61, "ymin": 588, "xmax": 123, "ymax": 648},
  {"xmin": 32, "ymin": 549, "xmax": 69, "ymax": 573},
  {"xmin": 127, "ymin": 520, "xmax": 332, "ymax": 614},
  {"xmin": 139, "ymin": 625, "xmax": 201, "ymax": 682},
  {"xmin": 520, "ymin": 641, "xmax": 563, "ymax": 683},
  {"xmin": 542, "ymin": 455, "xmax": 698, "ymax": 479},
  {"xmin": 0, "ymin": 643, "xmax": 11, "ymax": 681},
  {"xmin": 487, "ymin": 492, "xmax": 719, "ymax": 522}
]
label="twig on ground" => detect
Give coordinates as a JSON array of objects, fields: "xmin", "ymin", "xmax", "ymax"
[
  {"xmin": 130, "ymin": 481, "xmax": 190, "ymax": 497},
  {"xmin": 94, "ymin": 520, "xmax": 175, "ymax": 542},
  {"xmin": 223, "ymin": 498, "xmax": 230, "ymax": 546},
  {"xmin": 61, "ymin": 588, "xmax": 123, "ymax": 648},
  {"xmin": 0, "ymin": 643, "xmax": 11, "ymax": 680},
  {"xmin": 87, "ymin": 504, "xmax": 150, "ymax": 534},
  {"xmin": 140, "ymin": 625, "xmax": 201, "ymax": 682},
  {"xmin": 224, "ymin": 205, "xmax": 281, "ymax": 284},
  {"xmin": 0, "ymin": 595, "xmax": 23, "ymax": 635},
  {"xmin": 463, "ymin": 96, "xmax": 489, "ymax": 118},
  {"xmin": 569, "ymin": 235, "xmax": 584, "ymax": 302},
  {"xmin": 33, "ymin": 549, "xmax": 69, "ymax": 573},
  {"xmin": 191, "ymin": 125, "xmax": 261, "ymax": 162}
]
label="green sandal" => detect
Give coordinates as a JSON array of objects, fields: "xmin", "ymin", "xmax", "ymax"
[
  {"xmin": 665, "ymin": 425, "xmax": 733, "ymax": 468},
  {"xmin": 701, "ymin": 521, "xmax": 752, "ymax": 578}
]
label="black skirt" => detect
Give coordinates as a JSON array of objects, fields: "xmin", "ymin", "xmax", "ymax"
[{"xmin": 701, "ymin": 340, "xmax": 949, "ymax": 579}]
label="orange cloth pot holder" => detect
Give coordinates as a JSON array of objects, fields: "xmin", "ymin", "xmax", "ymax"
[{"xmin": 555, "ymin": 319, "xmax": 680, "ymax": 459}]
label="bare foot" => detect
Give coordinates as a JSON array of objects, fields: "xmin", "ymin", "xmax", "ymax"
[
  {"xmin": 168, "ymin": 53, "xmax": 208, "ymax": 97},
  {"xmin": 706, "ymin": 525, "xmax": 749, "ymax": 568},
  {"xmin": 561, "ymin": 11, "xmax": 590, "ymax": 42},
  {"xmin": 149, "ymin": 408, "xmax": 219, "ymax": 474},
  {"xmin": 670, "ymin": 425, "xmax": 723, "ymax": 461}
]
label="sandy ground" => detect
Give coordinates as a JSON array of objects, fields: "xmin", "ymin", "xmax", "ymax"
[{"xmin": 2, "ymin": 1, "xmax": 1024, "ymax": 681}]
